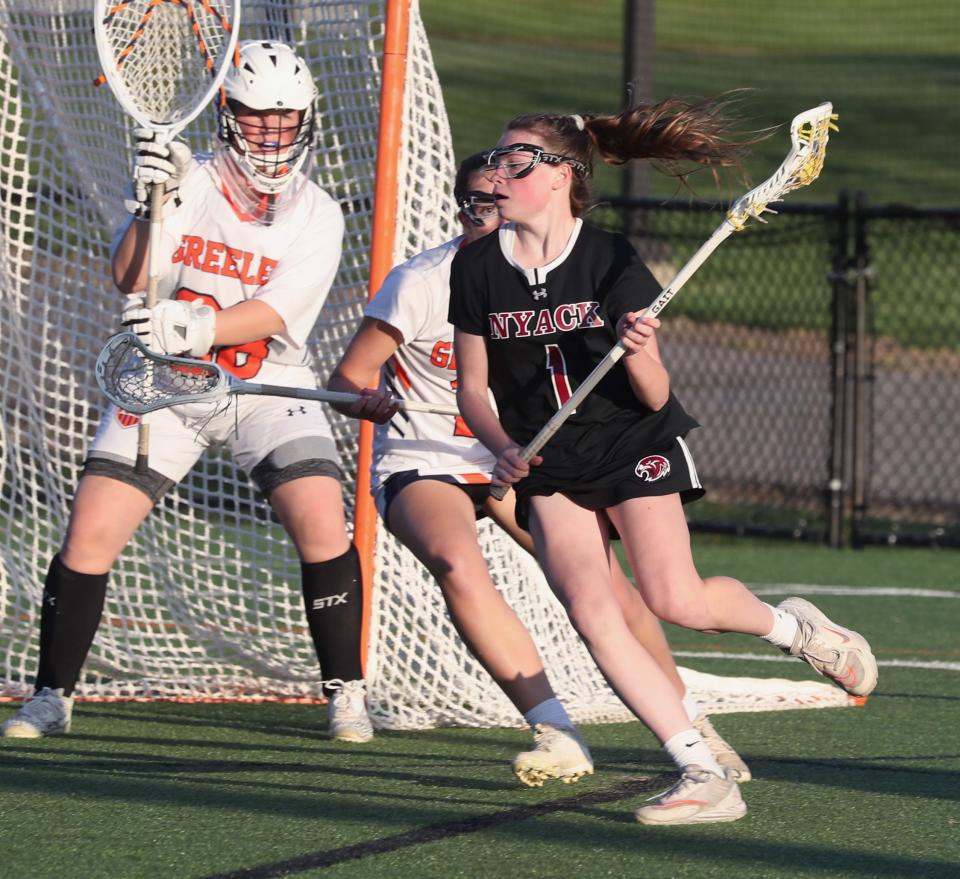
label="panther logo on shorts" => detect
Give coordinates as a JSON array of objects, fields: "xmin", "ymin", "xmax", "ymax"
[{"xmin": 634, "ymin": 454, "xmax": 670, "ymax": 482}]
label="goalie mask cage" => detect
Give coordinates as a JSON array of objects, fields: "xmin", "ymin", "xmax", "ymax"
[{"xmin": 0, "ymin": 0, "xmax": 852, "ymax": 726}]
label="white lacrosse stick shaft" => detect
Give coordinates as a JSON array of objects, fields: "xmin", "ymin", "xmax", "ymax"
[
  {"xmin": 135, "ymin": 179, "xmax": 167, "ymax": 469},
  {"xmin": 94, "ymin": 0, "xmax": 241, "ymax": 472},
  {"xmin": 489, "ymin": 103, "xmax": 835, "ymax": 499}
]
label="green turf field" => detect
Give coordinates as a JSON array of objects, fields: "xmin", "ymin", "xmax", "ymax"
[{"xmin": 3, "ymin": 534, "xmax": 958, "ymax": 878}]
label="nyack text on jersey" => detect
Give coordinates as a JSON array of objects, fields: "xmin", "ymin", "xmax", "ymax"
[{"xmin": 488, "ymin": 301, "xmax": 603, "ymax": 340}]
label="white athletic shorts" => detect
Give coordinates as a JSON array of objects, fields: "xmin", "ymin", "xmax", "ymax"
[{"xmin": 85, "ymin": 364, "xmax": 341, "ymax": 501}]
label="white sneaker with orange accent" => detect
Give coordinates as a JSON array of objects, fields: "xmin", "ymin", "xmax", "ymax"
[
  {"xmin": 635, "ymin": 766, "xmax": 746, "ymax": 826},
  {"xmin": 778, "ymin": 597, "xmax": 878, "ymax": 696}
]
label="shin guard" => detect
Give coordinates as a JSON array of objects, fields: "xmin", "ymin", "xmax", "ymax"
[
  {"xmin": 300, "ymin": 545, "xmax": 364, "ymax": 694},
  {"xmin": 34, "ymin": 554, "xmax": 108, "ymax": 696}
]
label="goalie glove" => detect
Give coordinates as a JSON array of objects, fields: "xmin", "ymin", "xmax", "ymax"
[
  {"xmin": 121, "ymin": 295, "xmax": 217, "ymax": 357},
  {"xmin": 124, "ymin": 129, "xmax": 192, "ymax": 221}
]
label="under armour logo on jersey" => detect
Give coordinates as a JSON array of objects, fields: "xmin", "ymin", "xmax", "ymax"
[
  {"xmin": 286, "ymin": 406, "xmax": 308, "ymax": 416},
  {"xmin": 42, "ymin": 591, "xmax": 56, "ymax": 607},
  {"xmin": 528, "ymin": 267, "xmax": 548, "ymax": 300},
  {"xmin": 635, "ymin": 454, "xmax": 671, "ymax": 482},
  {"xmin": 311, "ymin": 592, "xmax": 348, "ymax": 610}
]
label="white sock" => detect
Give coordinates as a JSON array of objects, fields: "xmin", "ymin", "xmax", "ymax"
[
  {"xmin": 681, "ymin": 691, "xmax": 701, "ymax": 724},
  {"xmin": 760, "ymin": 602, "xmax": 800, "ymax": 650},
  {"xmin": 523, "ymin": 697, "xmax": 572, "ymax": 729},
  {"xmin": 663, "ymin": 729, "xmax": 724, "ymax": 777}
]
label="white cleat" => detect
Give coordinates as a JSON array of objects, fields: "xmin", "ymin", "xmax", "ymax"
[
  {"xmin": 635, "ymin": 766, "xmax": 747, "ymax": 826},
  {"xmin": 512, "ymin": 723, "xmax": 594, "ymax": 788},
  {"xmin": 2, "ymin": 687, "xmax": 74, "ymax": 738},
  {"xmin": 779, "ymin": 597, "xmax": 878, "ymax": 696},
  {"xmin": 693, "ymin": 714, "xmax": 751, "ymax": 783},
  {"xmin": 327, "ymin": 680, "xmax": 374, "ymax": 743}
]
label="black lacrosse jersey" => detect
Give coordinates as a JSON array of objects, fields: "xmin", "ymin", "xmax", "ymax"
[{"xmin": 448, "ymin": 220, "xmax": 699, "ymax": 489}]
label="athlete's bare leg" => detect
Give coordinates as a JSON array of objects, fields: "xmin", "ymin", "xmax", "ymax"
[
  {"xmin": 270, "ymin": 475, "xmax": 351, "ymax": 563},
  {"xmin": 486, "ymin": 491, "xmax": 686, "ymax": 697},
  {"xmin": 608, "ymin": 493, "xmax": 773, "ymax": 635},
  {"xmin": 60, "ymin": 475, "xmax": 154, "ymax": 573},
  {"xmin": 390, "ymin": 480, "xmax": 554, "ymax": 714},
  {"xmin": 609, "ymin": 548, "xmax": 687, "ymax": 695},
  {"xmin": 528, "ymin": 492, "xmax": 691, "ymax": 743}
]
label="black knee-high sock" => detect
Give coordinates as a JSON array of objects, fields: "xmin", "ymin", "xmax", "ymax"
[
  {"xmin": 34, "ymin": 554, "xmax": 109, "ymax": 697},
  {"xmin": 300, "ymin": 544, "xmax": 364, "ymax": 695}
]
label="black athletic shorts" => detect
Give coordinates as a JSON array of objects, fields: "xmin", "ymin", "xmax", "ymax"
[
  {"xmin": 379, "ymin": 470, "xmax": 493, "ymax": 529},
  {"xmin": 514, "ymin": 435, "xmax": 705, "ymax": 534}
]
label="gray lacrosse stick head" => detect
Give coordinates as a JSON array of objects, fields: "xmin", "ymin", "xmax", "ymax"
[{"xmin": 95, "ymin": 333, "xmax": 228, "ymax": 414}]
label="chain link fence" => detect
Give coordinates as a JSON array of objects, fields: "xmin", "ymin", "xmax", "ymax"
[
  {"xmin": 592, "ymin": 195, "xmax": 960, "ymax": 547},
  {"xmin": 847, "ymin": 202, "xmax": 960, "ymax": 546}
]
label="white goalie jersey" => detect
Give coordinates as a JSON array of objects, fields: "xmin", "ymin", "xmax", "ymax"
[
  {"xmin": 364, "ymin": 237, "xmax": 496, "ymax": 489},
  {"xmin": 111, "ymin": 155, "xmax": 345, "ymax": 384}
]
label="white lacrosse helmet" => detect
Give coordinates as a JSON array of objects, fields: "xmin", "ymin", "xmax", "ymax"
[{"xmin": 216, "ymin": 40, "xmax": 317, "ymax": 199}]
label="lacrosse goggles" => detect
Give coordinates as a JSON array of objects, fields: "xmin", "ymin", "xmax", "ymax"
[
  {"xmin": 456, "ymin": 190, "xmax": 499, "ymax": 227},
  {"xmin": 481, "ymin": 143, "xmax": 589, "ymax": 181}
]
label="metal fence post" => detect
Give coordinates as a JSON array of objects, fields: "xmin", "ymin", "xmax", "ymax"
[
  {"xmin": 621, "ymin": 0, "xmax": 653, "ymax": 238},
  {"xmin": 850, "ymin": 191, "xmax": 874, "ymax": 547},
  {"xmin": 827, "ymin": 191, "xmax": 851, "ymax": 548}
]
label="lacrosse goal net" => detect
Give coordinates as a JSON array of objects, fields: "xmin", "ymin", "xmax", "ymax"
[{"xmin": 0, "ymin": 0, "xmax": 853, "ymax": 726}]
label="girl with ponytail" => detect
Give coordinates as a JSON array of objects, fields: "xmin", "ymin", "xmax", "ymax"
[{"xmin": 448, "ymin": 95, "xmax": 877, "ymax": 826}]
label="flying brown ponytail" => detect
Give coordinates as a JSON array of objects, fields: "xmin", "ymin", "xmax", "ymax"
[
  {"xmin": 586, "ymin": 94, "xmax": 753, "ymax": 169},
  {"xmin": 504, "ymin": 93, "xmax": 761, "ymax": 216}
]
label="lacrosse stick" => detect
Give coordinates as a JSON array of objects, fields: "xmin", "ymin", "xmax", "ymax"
[
  {"xmin": 490, "ymin": 102, "xmax": 837, "ymax": 499},
  {"xmin": 94, "ymin": 0, "xmax": 241, "ymax": 472},
  {"xmin": 95, "ymin": 333, "xmax": 460, "ymax": 417}
]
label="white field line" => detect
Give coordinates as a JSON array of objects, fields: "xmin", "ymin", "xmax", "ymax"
[
  {"xmin": 674, "ymin": 650, "xmax": 960, "ymax": 673},
  {"xmin": 749, "ymin": 584, "xmax": 959, "ymax": 599}
]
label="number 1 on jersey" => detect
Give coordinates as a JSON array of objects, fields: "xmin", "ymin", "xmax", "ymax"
[{"xmin": 545, "ymin": 343, "xmax": 575, "ymax": 413}]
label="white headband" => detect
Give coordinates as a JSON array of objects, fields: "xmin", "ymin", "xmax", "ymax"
[{"xmin": 570, "ymin": 114, "xmax": 585, "ymax": 131}]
